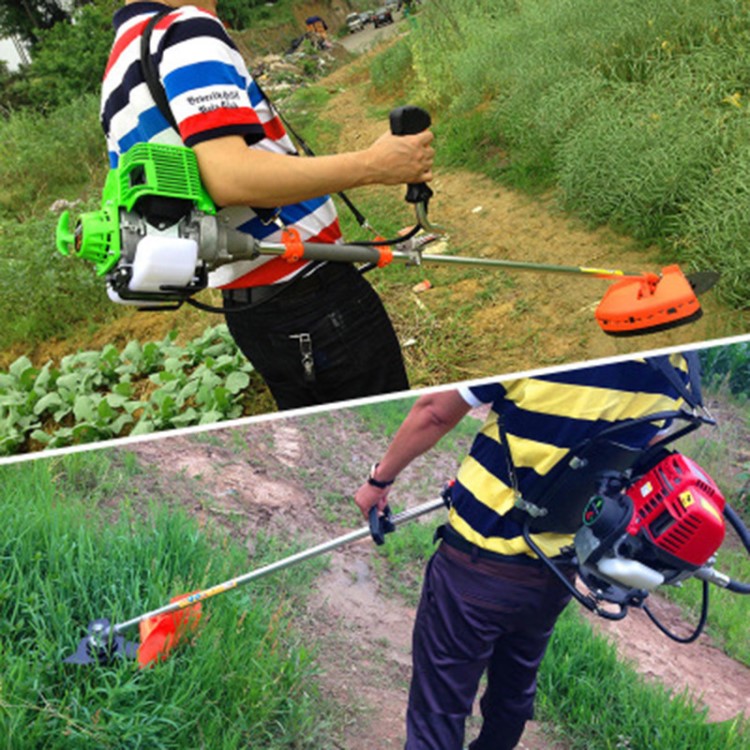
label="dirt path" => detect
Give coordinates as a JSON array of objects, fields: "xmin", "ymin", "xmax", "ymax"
[{"xmin": 120, "ymin": 410, "xmax": 750, "ymax": 749}]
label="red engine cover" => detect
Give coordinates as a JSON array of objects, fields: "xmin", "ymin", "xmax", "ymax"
[{"xmin": 625, "ymin": 453, "xmax": 726, "ymax": 566}]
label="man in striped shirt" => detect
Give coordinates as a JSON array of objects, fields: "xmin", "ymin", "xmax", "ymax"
[
  {"xmin": 102, "ymin": 1, "xmax": 434, "ymax": 409},
  {"xmin": 355, "ymin": 354, "xmax": 695, "ymax": 750}
]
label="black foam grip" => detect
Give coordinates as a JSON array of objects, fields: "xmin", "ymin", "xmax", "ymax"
[
  {"xmin": 389, "ymin": 106, "xmax": 434, "ymax": 205},
  {"xmin": 369, "ymin": 506, "xmax": 384, "ymax": 545},
  {"xmin": 368, "ymin": 504, "xmax": 395, "ymax": 546},
  {"xmin": 389, "ymin": 105, "xmax": 431, "ymax": 136}
]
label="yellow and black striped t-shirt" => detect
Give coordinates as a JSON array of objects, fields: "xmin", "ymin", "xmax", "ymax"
[{"xmin": 452, "ymin": 356, "xmax": 689, "ymax": 559}]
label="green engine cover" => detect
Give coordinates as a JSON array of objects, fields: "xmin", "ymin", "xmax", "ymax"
[{"xmin": 56, "ymin": 143, "xmax": 216, "ymax": 276}]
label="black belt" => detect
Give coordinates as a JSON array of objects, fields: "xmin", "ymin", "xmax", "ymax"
[
  {"xmin": 435, "ymin": 524, "xmax": 548, "ymax": 567},
  {"xmin": 223, "ymin": 262, "xmax": 355, "ymax": 307}
]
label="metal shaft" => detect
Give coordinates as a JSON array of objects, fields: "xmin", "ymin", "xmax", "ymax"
[
  {"xmin": 251, "ymin": 241, "xmax": 632, "ymax": 280},
  {"xmin": 113, "ymin": 497, "xmax": 445, "ymax": 634}
]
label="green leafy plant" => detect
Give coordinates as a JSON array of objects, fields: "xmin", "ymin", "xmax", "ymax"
[{"xmin": 0, "ymin": 325, "xmax": 255, "ymax": 454}]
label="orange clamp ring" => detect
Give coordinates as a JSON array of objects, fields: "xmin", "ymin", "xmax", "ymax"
[
  {"xmin": 374, "ymin": 236, "xmax": 393, "ymax": 268},
  {"xmin": 280, "ymin": 227, "xmax": 305, "ymax": 263}
]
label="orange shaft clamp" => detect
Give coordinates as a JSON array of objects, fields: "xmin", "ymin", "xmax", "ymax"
[
  {"xmin": 374, "ymin": 236, "xmax": 393, "ymax": 268},
  {"xmin": 280, "ymin": 227, "xmax": 305, "ymax": 263}
]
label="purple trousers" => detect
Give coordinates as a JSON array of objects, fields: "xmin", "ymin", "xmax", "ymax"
[{"xmin": 405, "ymin": 540, "xmax": 574, "ymax": 750}]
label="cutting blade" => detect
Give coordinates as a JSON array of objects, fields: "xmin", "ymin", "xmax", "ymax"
[{"xmin": 685, "ymin": 271, "xmax": 720, "ymax": 296}]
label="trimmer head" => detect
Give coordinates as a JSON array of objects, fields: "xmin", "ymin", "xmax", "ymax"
[
  {"xmin": 595, "ymin": 265, "xmax": 714, "ymax": 336},
  {"xmin": 64, "ymin": 619, "xmax": 138, "ymax": 666}
]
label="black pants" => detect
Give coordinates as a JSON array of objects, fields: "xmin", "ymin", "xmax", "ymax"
[
  {"xmin": 223, "ymin": 263, "xmax": 409, "ymax": 410},
  {"xmin": 406, "ymin": 539, "xmax": 574, "ymax": 750}
]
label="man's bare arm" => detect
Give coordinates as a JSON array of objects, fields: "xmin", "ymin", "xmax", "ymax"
[
  {"xmin": 354, "ymin": 390, "xmax": 471, "ymax": 518},
  {"xmin": 192, "ymin": 129, "xmax": 435, "ymax": 208}
]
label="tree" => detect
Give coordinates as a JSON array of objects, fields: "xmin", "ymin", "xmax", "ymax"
[
  {"xmin": 0, "ymin": 0, "xmax": 76, "ymax": 46},
  {"xmin": 6, "ymin": 1, "xmax": 114, "ymax": 111}
]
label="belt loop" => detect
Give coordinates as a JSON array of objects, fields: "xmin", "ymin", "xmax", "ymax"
[{"xmin": 289, "ymin": 332, "xmax": 315, "ymax": 383}]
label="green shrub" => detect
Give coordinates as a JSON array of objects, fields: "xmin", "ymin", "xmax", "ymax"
[{"xmin": 0, "ymin": 94, "xmax": 104, "ymax": 217}]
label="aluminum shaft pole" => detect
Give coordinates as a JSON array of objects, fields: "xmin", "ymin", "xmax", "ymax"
[{"xmin": 113, "ymin": 497, "xmax": 445, "ymax": 635}]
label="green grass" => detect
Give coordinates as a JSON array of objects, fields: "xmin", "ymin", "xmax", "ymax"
[
  {"xmin": 537, "ymin": 608, "xmax": 747, "ymax": 749},
  {"xmin": 399, "ymin": 0, "xmax": 750, "ymax": 306},
  {"xmin": 275, "ymin": 84, "xmax": 342, "ymax": 155},
  {"xmin": 0, "ymin": 453, "xmax": 335, "ymax": 750},
  {"xmin": 0, "ymin": 94, "xmax": 105, "ymax": 219},
  {"xmin": 662, "ymin": 550, "xmax": 750, "ymax": 665}
]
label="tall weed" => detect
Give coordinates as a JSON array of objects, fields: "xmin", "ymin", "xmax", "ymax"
[
  {"xmin": 0, "ymin": 208, "xmax": 113, "ymax": 350},
  {"xmin": 0, "ymin": 94, "xmax": 105, "ymax": 218},
  {"xmin": 0, "ymin": 94, "xmax": 113, "ymax": 348}
]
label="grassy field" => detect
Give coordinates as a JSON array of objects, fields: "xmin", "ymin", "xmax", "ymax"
[
  {"xmin": 0, "ymin": 453, "xmax": 334, "ymax": 749},
  {"xmin": 386, "ymin": 0, "xmax": 750, "ymax": 306}
]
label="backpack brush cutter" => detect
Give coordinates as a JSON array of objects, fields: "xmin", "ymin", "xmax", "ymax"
[
  {"xmin": 64, "ymin": 454, "xmax": 750, "ymax": 669},
  {"xmin": 503, "ymin": 362, "xmax": 750, "ymax": 641},
  {"xmin": 64, "ymin": 408, "xmax": 750, "ymax": 669},
  {"xmin": 55, "ymin": 107, "xmax": 719, "ymax": 337}
]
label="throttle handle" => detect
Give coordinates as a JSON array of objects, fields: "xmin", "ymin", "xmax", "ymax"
[
  {"xmin": 369, "ymin": 505, "xmax": 396, "ymax": 546},
  {"xmin": 389, "ymin": 105, "xmax": 434, "ymax": 206}
]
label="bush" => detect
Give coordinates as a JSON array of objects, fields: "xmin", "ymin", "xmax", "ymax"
[{"xmin": 370, "ymin": 38, "xmax": 415, "ymax": 96}]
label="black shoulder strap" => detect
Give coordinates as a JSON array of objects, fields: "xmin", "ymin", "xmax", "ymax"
[
  {"xmin": 140, "ymin": 9, "xmax": 180, "ymax": 133},
  {"xmin": 647, "ymin": 351, "xmax": 704, "ymax": 410},
  {"xmin": 499, "ymin": 355, "xmax": 709, "ymax": 532}
]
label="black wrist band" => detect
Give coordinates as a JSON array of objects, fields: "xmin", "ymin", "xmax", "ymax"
[{"xmin": 367, "ymin": 462, "xmax": 394, "ymax": 489}]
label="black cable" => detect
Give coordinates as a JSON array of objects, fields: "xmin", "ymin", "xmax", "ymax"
[
  {"xmin": 722, "ymin": 503, "xmax": 750, "ymax": 594},
  {"xmin": 642, "ymin": 580, "xmax": 709, "ymax": 643},
  {"xmin": 521, "ymin": 522, "xmax": 629, "ymax": 621}
]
